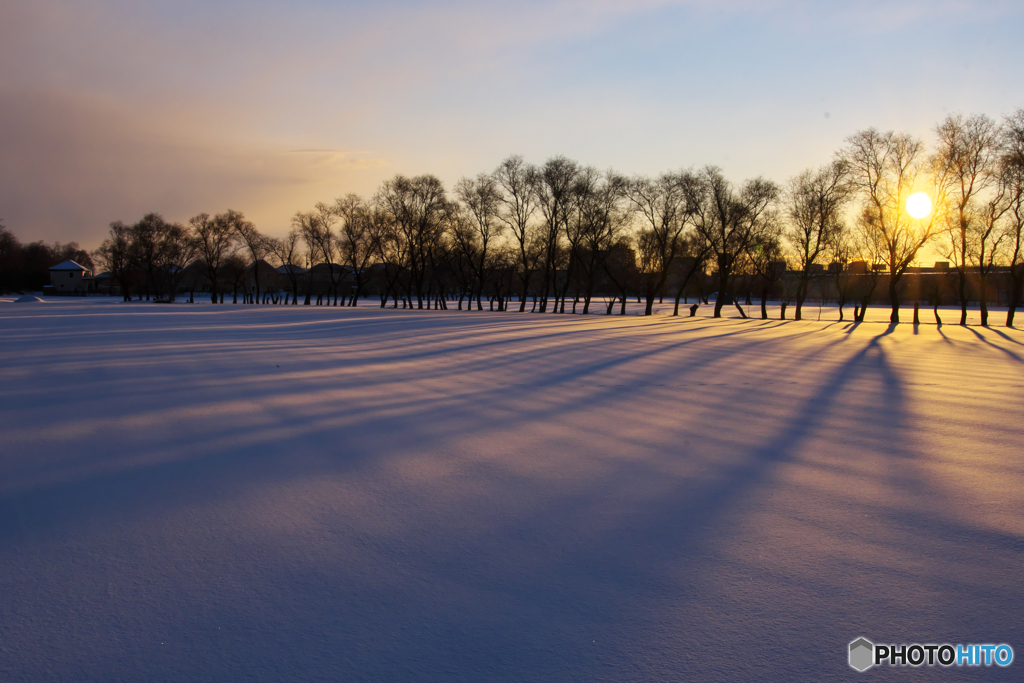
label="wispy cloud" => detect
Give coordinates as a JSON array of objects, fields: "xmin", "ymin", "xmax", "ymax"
[{"xmin": 1, "ymin": 0, "xmax": 1022, "ymax": 244}]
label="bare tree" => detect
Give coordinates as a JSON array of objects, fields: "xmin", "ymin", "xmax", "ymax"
[
  {"xmin": 160, "ymin": 224, "xmax": 198, "ymax": 301},
  {"xmin": 494, "ymin": 155, "xmax": 541, "ymax": 312},
  {"xmin": 367, "ymin": 207, "xmax": 407, "ymax": 308},
  {"xmin": 558, "ymin": 167, "xmax": 606, "ymax": 314},
  {"xmin": 334, "ymin": 194, "xmax": 375, "ymax": 307},
  {"xmin": 455, "ymin": 174, "xmax": 504, "ymax": 310},
  {"xmin": 190, "ymin": 211, "xmax": 237, "ymax": 304},
  {"xmin": 448, "ymin": 210, "xmax": 479, "ymax": 310},
  {"xmin": 93, "ymin": 221, "xmax": 137, "ymax": 301},
  {"xmin": 266, "ymin": 228, "xmax": 305, "ymax": 305},
  {"xmin": 689, "ymin": 166, "xmax": 780, "ymax": 318},
  {"xmin": 487, "ymin": 244, "xmax": 518, "ymax": 311},
  {"xmin": 295, "ymin": 203, "xmax": 342, "ymax": 305},
  {"xmin": 599, "ymin": 237, "xmax": 637, "ymax": 315},
  {"xmin": 0, "ymin": 221, "xmax": 22, "ymax": 293},
  {"xmin": 129, "ymin": 213, "xmax": 193, "ymax": 301},
  {"xmin": 376, "ymin": 175, "xmax": 449, "ymax": 309},
  {"xmin": 575, "ymin": 171, "xmax": 629, "ymax": 314},
  {"xmin": 531, "ymin": 156, "xmax": 581, "ymax": 313},
  {"xmin": 932, "ymin": 113, "xmax": 1003, "ymax": 325},
  {"xmin": 668, "ymin": 233, "xmax": 711, "ymax": 316},
  {"xmin": 130, "ymin": 213, "xmax": 166, "ymax": 300},
  {"xmin": 1002, "ymin": 110, "xmax": 1024, "ymax": 326},
  {"xmin": 220, "ymin": 253, "xmax": 248, "ymax": 304},
  {"xmin": 749, "ymin": 230, "xmax": 785, "ymax": 319},
  {"xmin": 232, "ymin": 215, "xmax": 268, "ymax": 304},
  {"xmin": 626, "ymin": 170, "xmax": 697, "ymax": 315},
  {"xmin": 784, "ymin": 160, "xmax": 851, "ymax": 320},
  {"xmin": 823, "ymin": 227, "xmax": 858, "ymax": 322},
  {"xmin": 843, "ymin": 129, "xmax": 939, "ymax": 323},
  {"xmin": 425, "ymin": 216, "xmax": 456, "ymax": 309},
  {"xmin": 972, "ymin": 175, "xmax": 1013, "ymax": 326}
]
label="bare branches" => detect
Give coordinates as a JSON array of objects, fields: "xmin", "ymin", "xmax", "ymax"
[
  {"xmin": 455, "ymin": 174, "xmax": 504, "ymax": 309},
  {"xmin": 626, "ymin": 170, "xmax": 696, "ymax": 315},
  {"xmin": 932, "ymin": 113, "xmax": 1003, "ymax": 324},
  {"xmin": 191, "ymin": 212, "xmax": 237, "ymax": 304},
  {"xmin": 689, "ymin": 166, "xmax": 780, "ymax": 318},
  {"xmin": 842, "ymin": 128, "xmax": 937, "ymax": 322},
  {"xmin": 93, "ymin": 221, "xmax": 135, "ymax": 301},
  {"xmin": 784, "ymin": 160, "xmax": 852, "ymax": 320},
  {"xmin": 266, "ymin": 228, "xmax": 304, "ymax": 305},
  {"xmin": 494, "ymin": 155, "xmax": 541, "ymax": 312},
  {"xmin": 375, "ymin": 175, "xmax": 450, "ymax": 309}
]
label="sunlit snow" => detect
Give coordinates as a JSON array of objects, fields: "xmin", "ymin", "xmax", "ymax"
[{"xmin": 2, "ymin": 300, "xmax": 1022, "ymax": 681}]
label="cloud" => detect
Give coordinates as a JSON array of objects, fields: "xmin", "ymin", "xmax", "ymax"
[
  {"xmin": 0, "ymin": 89, "xmax": 391, "ymax": 244},
  {"xmin": 1, "ymin": 0, "xmax": 1021, "ymax": 246}
]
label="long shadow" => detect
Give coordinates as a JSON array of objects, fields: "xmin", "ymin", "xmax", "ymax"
[
  {"xmin": 966, "ymin": 326, "xmax": 1024, "ymax": 364},
  {"xmin": 4, "ymin": 312, "xmax": 1015, "ymax": 682},
  {"xmin": 984, "ymin": 326, "xmax": 1024, "ymax": 347},
  {"xmin": 0, "ymin": 317, "xmax": 852, "ymax": 539}
]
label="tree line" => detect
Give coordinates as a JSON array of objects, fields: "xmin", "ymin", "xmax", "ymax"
[
  {"xmin": 4, "ymin": 111, "xmax": 1024, "ymax": 326},
  {"xmin": 0, "ymin": 226, "xmax": 93, "ymax": 293}
]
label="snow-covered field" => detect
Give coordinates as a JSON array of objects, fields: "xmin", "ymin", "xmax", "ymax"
[{"xmin": 2, "ymin": 299, "xmax": 1022, "ymax": 681}]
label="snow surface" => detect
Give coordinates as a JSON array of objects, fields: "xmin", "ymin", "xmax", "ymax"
[{"xmin": 1, "ymin": 300, "xmax": 1022, "ymax": 682}]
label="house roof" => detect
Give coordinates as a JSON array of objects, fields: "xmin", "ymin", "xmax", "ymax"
[{"xmin": 50, "ymin": 260, "xmax": 89, "ymax": 271}]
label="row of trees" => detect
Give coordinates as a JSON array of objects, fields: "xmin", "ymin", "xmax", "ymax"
[
  {"xmin": 91, "ymin": 211, "xmax": 262, "ymax": 303},
  {"xmin": 15, "ymin": 109, "xmax": 1024, "ymax": 326},
  {"xmin": 291, "ymin": 108, "xmax": 1024, "ymax": 325}
]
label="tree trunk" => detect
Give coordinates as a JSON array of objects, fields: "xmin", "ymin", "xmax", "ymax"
[
  {"xmin": 957, "ymin": 271, "xmax": 968, "ymax": 325},
  {"xmin": 979, "ymin": 275, "xmax": 989, "ymax": 326},
  {"xmin": 1007, "ymin": 273, "xmax": 1022, "ymax": 327},
  {"xmin": 888, "ymin": 279, "xmax": 900, "ymax": 324},
  {"xmin": 795, "ymin": 274, "xmax": 809, "ymax": 321},
  {"xmin": 644, "ymin": 294, "xmax": 655, "ymax": 316},
  {"xmin": 253, "ymin": 263, "xmax": 260, "ymax": 305},
  {"xmin": 713, "ymin": 268, "xmax": 728, "ymax": 318}
]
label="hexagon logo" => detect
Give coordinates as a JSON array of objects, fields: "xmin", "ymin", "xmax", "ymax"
[{"xmin": 849, "ymin": 637, "xmax": 874, "ymax": 672}]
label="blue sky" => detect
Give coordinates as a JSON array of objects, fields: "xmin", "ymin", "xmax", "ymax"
[{"xmin": 2, "ymin": 0, "xmax": 1022, "ymax": 245}]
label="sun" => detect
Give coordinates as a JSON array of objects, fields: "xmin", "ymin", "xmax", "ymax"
[{"xmin": 906, "ymin": 192, "xmax": 933, "ymax": 219}]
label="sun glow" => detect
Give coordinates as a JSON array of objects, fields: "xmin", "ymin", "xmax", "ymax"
[{"xmin": 906, "ymin": 192, "xmax": 933, "ymax": 219}]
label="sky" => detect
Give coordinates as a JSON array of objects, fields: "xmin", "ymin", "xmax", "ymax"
[{"xmin": 2, "ymin": 0, "xmax": 1023, "ymax": 247}]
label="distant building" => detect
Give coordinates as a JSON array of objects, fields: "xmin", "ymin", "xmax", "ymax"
[{"xmin": 48, "ymin": 260, "xmax": 96, "ymax": 295}]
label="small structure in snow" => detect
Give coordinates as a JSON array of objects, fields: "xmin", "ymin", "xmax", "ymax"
[{"xmin": 49, "ymin": 260, "xmax": 96, "ymax": 295}]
